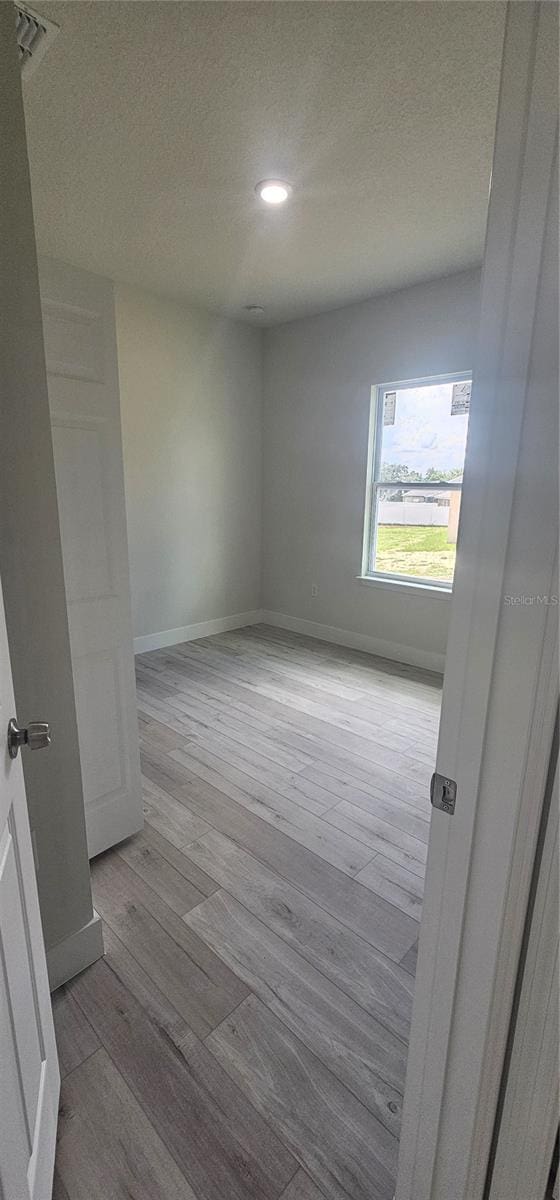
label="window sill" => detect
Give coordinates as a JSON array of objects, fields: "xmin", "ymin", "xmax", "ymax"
[{"xmin": 356, "ymin": 574, "xmax": 452, "ymax": 599}]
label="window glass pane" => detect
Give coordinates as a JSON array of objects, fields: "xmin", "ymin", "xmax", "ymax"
[
  {"xmin": 373, "ymin": 485, "xmax": 462, "ymax": 583},
  {"xmin": 379, "ymin": 380, "xmax": 470, "ymax": 485}
]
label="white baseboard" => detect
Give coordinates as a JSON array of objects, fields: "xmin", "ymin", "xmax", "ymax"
[
  {"xmin": 133, "ymin": 604, "xmax": 444, "ymax": 673},
  {"xmin": 47, "ymin": 911, "xmax": 104, "ymax": 992},
  {"xmin": 261, "ymin": 610, "xmax": 445, "ymax": 674},
  {"xmin": 134, "ymin": 609, "xmax": 264, "ymax": 655}
]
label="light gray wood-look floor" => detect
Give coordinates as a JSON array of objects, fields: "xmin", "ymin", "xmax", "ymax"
[{"xmin": 53, "ymin": 624, "xmax": 441, "ymax": 1200}]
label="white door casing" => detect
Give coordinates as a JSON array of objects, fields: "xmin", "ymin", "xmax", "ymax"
[
  {"xmin": 0, "ymin": 575, "xmax": 60, "ymax": 1200},
  {"xmin": 396, "ymin": 4, "xmax": 559, "ymax": 1197},
  {"xmin": 39, "ymin": 259, "xmax": 142, "ymax": 858},
  {"xmin": 488, "ymin": 747, "xmax": 559, "ymax": 1200}
]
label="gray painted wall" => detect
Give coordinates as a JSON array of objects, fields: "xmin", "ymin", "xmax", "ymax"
[
  {"xmin": 116, "ymin": 270, "xmax": 480, "ymax": 667},
  {"xmin": 0, "ymin": 10, "xmax": 94, "ymax": 956},
  {"xmin": 115, "ymin": 284, "xmax": 263, "ymax": 642},
  {"xmin": 262, "ymin": 270, "xmax": 481, "ymax": 664}
]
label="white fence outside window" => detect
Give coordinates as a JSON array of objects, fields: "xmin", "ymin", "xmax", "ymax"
[{"xmin": 378, "ymin": 501, "xmax": 449, "ymax": 527}]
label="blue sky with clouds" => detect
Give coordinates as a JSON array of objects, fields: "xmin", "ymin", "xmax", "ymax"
[{"xmin": 381, "ymin": 383, "xmax": 469, "ymax": 476}]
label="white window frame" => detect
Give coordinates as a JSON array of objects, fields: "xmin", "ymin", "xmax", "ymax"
[{"xmin": 361, "ymin": 371, "xmax": 472, "ymax": 592}]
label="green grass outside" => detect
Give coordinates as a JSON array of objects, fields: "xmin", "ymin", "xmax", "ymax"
[{"xmin": 376, "ymin": 524, "xmax": 456, "ymax": 581}]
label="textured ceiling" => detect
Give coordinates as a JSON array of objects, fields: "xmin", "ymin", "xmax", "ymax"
[{"xmin": 23, "ymin": 1, "xmax": 505, "ymax": 325}]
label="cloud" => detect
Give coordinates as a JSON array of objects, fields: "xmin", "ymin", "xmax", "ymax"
[{"xmin": 381, "ymin": 384, "xmax": 468, "ymax": 472}]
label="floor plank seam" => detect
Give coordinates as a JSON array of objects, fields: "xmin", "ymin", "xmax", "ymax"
[
  {"xmin": 184, "ymin": 881, "xmax": 411, "ymax": 1050},
  {"xmin": 94, "ymin": 898, "xmax": 246, "ymax": 1024},
  {"xmin": 203, "ymin": 996, "xmax": 402, "ymax": 1144},
  {"xmin": 73, "ymin": 956, "xmax": 302, "ymax": 1200},
  {"xmin": 139, "ymin": 745, "xmax": 423, "ymax": 949}
]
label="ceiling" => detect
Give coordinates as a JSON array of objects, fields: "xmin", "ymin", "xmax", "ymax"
[{"xmin": 23, "ymin": 1, "xmax": 505, "ymax": 325}]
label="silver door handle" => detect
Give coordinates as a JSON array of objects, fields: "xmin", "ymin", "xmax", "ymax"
[{"xmin": 7, "ymin": 718, "xmax": 51, "ymax": 759}]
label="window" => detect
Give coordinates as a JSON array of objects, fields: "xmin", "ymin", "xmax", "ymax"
[{"xmin": 362, "ymin": 374, "xmax": 471, "ymax": 589}]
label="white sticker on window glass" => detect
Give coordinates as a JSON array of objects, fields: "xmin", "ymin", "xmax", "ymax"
[
  {"xmin": 383, "ymin": 391, "xmax": 396, "ymax": 425},
  {"xmin": 451, "ymin": 381, "xmax": 471, "ymax": 415}
]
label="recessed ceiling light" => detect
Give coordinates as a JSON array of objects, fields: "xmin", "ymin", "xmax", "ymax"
[{"xmin": 255, "ymin": 179, "xmax": 293, "ymax": 205}]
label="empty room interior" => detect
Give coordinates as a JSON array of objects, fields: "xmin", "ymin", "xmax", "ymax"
[{"xmin": 1, "ymin": 3, "xmax": 558, "ymax": 1200}]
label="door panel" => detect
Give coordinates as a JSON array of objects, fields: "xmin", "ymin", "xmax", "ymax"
[
  {"xmin": 39, "ymin": 259, "xmax": 142, "ymax": 857},
  {"xmin": 0, "ymin": 578, "xmax": 60, "ymax": 1200},
  {"xmin": 51, "ymin": 418, "xmax": 115, "ymax": 601},
  {"xmin": 0, "ymin": 823, "xmax": 44, "ymax": 1136}
]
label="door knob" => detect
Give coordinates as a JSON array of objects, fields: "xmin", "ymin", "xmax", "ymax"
[{"xmin": 7, "ymin": 718, "xmax": 51, "ymax": 759}]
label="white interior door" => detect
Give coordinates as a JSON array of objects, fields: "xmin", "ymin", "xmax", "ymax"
[
  {"xmin": 0, "ymin": 576, "xmax": 60, "ymax": 1200},
  {"xmin": 38, "ymin": 258, "xmax": 142, "ymax": 858},
  {"xmin": 397, "ymin": 3, "xmax": 558, "ymax": 1197}
]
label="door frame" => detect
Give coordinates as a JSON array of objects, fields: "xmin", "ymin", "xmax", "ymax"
[
  {"xmin": 487, "ymin": 735, "xmax": 558, "ymax": 1200},
  {"xmin": 396, "ymin": 3, "xmax": 559, "ymax": 1197}
]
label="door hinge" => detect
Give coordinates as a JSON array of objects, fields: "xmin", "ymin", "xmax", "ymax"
[{"xmin": 430, "ymin": 771, "xmax": 457, "ymax": 815}]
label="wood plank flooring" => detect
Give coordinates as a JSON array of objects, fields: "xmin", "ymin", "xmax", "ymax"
[{"xmin": 53, "ymin": 624, "xmax": 441, "ymax": 1200}]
